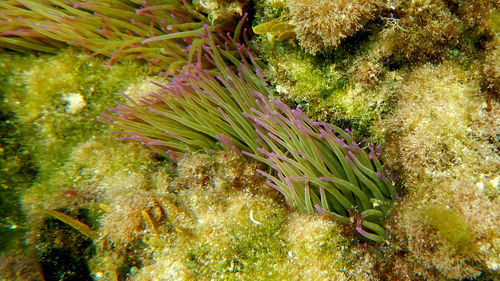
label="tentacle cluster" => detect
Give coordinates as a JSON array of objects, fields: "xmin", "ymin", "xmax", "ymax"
[
  {"xmin": 0, "ymin": 0, "xmax": 234, "ymax": 72},
  {"xmin": 102, "ymin": 21, "xmax": 397, "ymax": 243}
]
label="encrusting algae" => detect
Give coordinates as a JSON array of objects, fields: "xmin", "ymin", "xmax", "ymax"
[{"xmin": 0, "ymin": 0, "xmax": 499, "ymax": 280}]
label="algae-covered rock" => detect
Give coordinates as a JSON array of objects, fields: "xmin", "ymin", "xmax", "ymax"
[
  {"xmin": 1, "ymin": 1, "xmax": 499, "ymax": 280},
  {"xmin": 381, "ymin": 62, "xmax": 500, "ymax": 280}
]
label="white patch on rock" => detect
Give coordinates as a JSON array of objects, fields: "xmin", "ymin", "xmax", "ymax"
[{"xmin": 62, "ymin": 93, "xmax": 86, "ymax": 114}]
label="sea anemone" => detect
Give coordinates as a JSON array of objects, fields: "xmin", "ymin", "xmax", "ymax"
[
  {"xmin": 103, "ymin": 24, "xmax": 397, "ymax": 243},
  {"xmin": 0, "ymin": 0, "xmax": 237, "ymax": 72},
  {"xmin": 100, "ymin": 23, "xmax": 264, "ymax": 161},
  {"xmin": 242, "ymin": 95, "xmax": 396, "ymax": 243}
]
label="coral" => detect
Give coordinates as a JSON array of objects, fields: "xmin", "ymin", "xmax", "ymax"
[{"xmin": 288, "ymin": 0, "xmax": 383, "ymax": 54}]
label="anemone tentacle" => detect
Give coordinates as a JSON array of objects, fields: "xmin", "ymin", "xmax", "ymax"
[{"xmin": 103, "ymin": 24, "xmax": 397, "ymax": 243}]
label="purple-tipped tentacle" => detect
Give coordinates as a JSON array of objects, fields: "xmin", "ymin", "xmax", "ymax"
[{"xmin": 216, "ymin": 133, "xmax": 239, "ymax": 153}]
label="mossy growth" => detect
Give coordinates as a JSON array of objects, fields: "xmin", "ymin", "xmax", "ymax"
[
  {"xmin": 0, "ymin": 53, "xmax": 37, "ymax": 251},
  {"xmin": 380, "ymin": 61, "xmax": 499, "ymax": 280},
  {"xmin": 283, "ymin": 213, "xmax": 375, "ymax": 280},
  {"xmin": 159, "ymin": 152, "xmax": 291, "ymax": 279},
  {"xmin": 252, "ymin": 1, "xmax": 405, "ymax": 141},
  {"xmin": 1, "ymin": 48, "xmax": 148, "ymax": 203},
  {"xmin": 420, "ymin": 205, "xmax": 477, "ymax": 256},
  {"xmin": 256, "ymin": 34, "xmax": 397, "ymax": 140},
  {"xmin": 252, "ymin": 0, "xmax": 500, "ymax": 144},
  {"xmin": 3, "ymin": 46, "xmax": 370, "ymax": 279},
  {"xmin": 380, "ymin": 62, "xmax": 498, "ymax": 185},
  {"xmin": 126, "ymin": 152, "xmax": 373, "ymax": 281},
  {"xmin": 265, "ymin": 44, "xmax": 349, "ymax": 113},
  {"xmin": 1, "ymin": 48, "xmax": 151, "ymax": 279},
  {"xmin": 54, "ymin": 135, "xmax": 174, "ymax": 281},
  {"xmin": 386, "ymin": 178, "xmax": 498, "ymax": 281},
  {"xmin": 491, "ymin": 7, "xmax": 500, "ymax": 33},
  {"xmin": 179, "ymin": 188, "xmax": 289, "ymax": 279}
]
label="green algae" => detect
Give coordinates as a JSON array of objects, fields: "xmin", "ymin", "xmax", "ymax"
[
  {"xmin": 0, "ymin": 53, "xmax": 37, "ymax": 251},
  {"xmin": 258, "ymin": 44, "xmax": 387, "ymax": 140},
  {"xmin": 421, "ymin": 205, "xmax": 477, "ymax": 256},
  {"xmin": 0, "ymin": 48, "xmax": 149, "ymax": 279},
  {"xmin": 124, "ymin": 152, "xmax": 363, "ymax": 281},
  {"xmin": 2, "ymin": 49, "xmax": 148, "ymax": 200}
]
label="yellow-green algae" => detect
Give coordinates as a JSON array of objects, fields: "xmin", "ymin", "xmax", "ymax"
[
  {"xmin": 2, "ymin": 49, "xmax": 148, "ymax": 204},
  {"xmin": 0, "ymin": 48, "xmax": 150, "ymax": 280},
  {"xmin": 250, "ymin": 0, "xmax": 499, "ymax": 279},
  {"xmin": 0, "ymin": 48, "xmax": 381, "ymax": 280},
  {"xmin": 254, "ymin": 0, "xmax": 499, "ymax": 141},
  {"xmin": 258, "ymin": 40, "xmax": 399, "ymax": 140},
  {"xmin": 87, "ymin": 151, "xmax": 376, "ymax": 281},
  {"xmin": 381, "ymin": 62, "xmax": 499, "ymax": 280}
]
